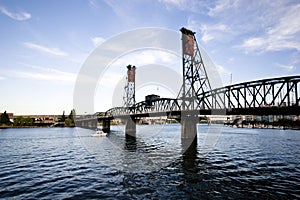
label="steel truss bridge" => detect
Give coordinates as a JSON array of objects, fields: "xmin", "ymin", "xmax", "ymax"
[
  {"xmin": 79, "ymin": 27, "xmax": 300, "ymax": 137},
  {"xmin": 103, "ymin": 75, "xmax": 300, "ymax": 118}
]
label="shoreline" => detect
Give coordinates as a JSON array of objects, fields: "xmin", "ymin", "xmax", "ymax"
[
  {"xmin": 1, "ymin": 124, "xmax": 300, "ymax": 131},
  {"xmin": 224, "ymin": 124, "xmax": 300, "ymax": 130},
  {"xmin": 0, "ymin": 125, "xmax": 75, "ymax": 129}
]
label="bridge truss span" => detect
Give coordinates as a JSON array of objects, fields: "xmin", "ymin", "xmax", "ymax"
[
  {"xmin": 135, "ymin": 98, "xmax": 181, "ymax": 114},
  {"xmin": 198, "ymin": 75, "xmax": 300, "ymax": 115},
  {"xmin": 104, "ymin": 75, "xmax": 300, "ymax": 118},
  {"xmin": 105, "ymin": 107, "xmax": 132, "ymax": 117},
  {"xmin": 105, "ymin": 98, "xmax": 181, "ymax": 118}
]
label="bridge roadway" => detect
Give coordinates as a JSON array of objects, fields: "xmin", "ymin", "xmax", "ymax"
[{"xmin": 97, "ymin": 107, "xmax": 300, "ymax": 121}]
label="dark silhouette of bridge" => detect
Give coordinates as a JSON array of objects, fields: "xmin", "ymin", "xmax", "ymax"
[{"xmin": 76, "ymin": 27, "xmax": 300, "ymax": 139}]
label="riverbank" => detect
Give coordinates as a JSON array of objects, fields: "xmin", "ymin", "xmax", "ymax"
[
  {"xmin": 224, "ymin": 122, "xmax": 300, "ymax": 130},
  {"xmin": 0, "ymin": 125, "xmax": 75, "ymax": 129}
]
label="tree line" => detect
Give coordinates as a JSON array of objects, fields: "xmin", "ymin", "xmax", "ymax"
[
  {"xmin": 58, "ymin": 109, "xmax": 76, "ymax": 127},
  {"xmin": 0, "ymin": 109, "xmax": 76, "ymax": 127}
]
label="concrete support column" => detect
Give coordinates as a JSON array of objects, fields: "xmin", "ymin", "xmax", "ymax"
[
  {"xmin": 181, "ymin": 111, "xmax": 198, "ymax": 139},
  {"xmin": 125, "ymin": 116, "xmax": 136, "ymax": 137},
  {"xmin": 102, "ymin": 119, "xmax": 111, "ymax": 133}
]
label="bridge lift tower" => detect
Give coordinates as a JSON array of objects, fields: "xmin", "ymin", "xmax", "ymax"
[
  {"xmin": 179, "ymin": 27, "xmax": 212, "ymax": 139},
  {"xmin": 123, "ymin": 65, "xmax": 136, "ymax": 107},
  {"xmin": 123, "ymin": 64, "xmax": 137, "ymax": 136},
  {"xmin": 180, "ymin": 27, "xmax": 212, "ymax": 109}
]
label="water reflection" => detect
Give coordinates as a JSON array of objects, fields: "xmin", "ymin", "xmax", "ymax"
[
  {"xmin": 124, "ymin": 134, "xmax": 137, "ymax": 152},
  {"xmin": 181, "ymin": 137, "xmax": 198, "ymax": 171}
]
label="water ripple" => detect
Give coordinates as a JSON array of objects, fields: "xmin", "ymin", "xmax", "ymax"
[{"xmin": 0, "ymin": 126, "xmax": 299, "ymax": 199}]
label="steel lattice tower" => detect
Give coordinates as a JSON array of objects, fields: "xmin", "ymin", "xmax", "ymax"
[
  {"xmin": 179, "ymin": 27, "xmax": 212, "ymax": 110},
  {"xmin": 123, "ymin": 65, "xmax": 136, "ymax": 107}
]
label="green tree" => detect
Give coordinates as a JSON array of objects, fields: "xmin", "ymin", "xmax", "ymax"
[
  {"xmin": 24, "ymin": 117, "xmax": 33, "ymax": 126},
  {"xmin": 65, "ymin": 118, "xmax": 72, "ymax": 126},
  {"xmin": 69, "ymin": 109, "xmax": 75, "ymax": 123},
  {"xmin": 60, "ymin": 111, "xmax": 66, "ymax": 122},
  {"xmin": 0, "ymin": 111, "xmax": 11, "ymax": 125},
  {"xmin": 14, "ymin": 117, "xmax": 33, "ymax": 126},
  {"xmin": 14, "ymin": 117, "xmax": 22, "ymax": 126}
]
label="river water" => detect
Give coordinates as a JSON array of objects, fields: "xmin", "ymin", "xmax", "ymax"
[{"xmin": 0, "ymin": 124, "xmax": 299, "ymax": 199}]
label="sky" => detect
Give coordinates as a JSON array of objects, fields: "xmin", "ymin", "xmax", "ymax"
[{"xmin": 0, "ymin": 0, "xmax": 300, "ymax": 115}]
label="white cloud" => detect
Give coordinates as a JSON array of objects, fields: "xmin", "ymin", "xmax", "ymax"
[
  {"xmin": 91, "ymin": 37, "xmax": 105, "ymax": 47},
  {"xmin": 111, "ymin": 50, "xmax": 180, "ymax": 69},
  {"xmin": 159, "ymin": 0, "xmax": 211, "ymax": 12},
  {"xmin": 191, "ymin": 0, "xmax": 300, "ymax": 52},
  {"xmin": 216, "ymin": 64, "xmax": 225, "ymax": 73},
  {"xmin": 208, "ymin": 0, "xmax": 239, "ymax": 16},
  {"xmin": 216, "ymin": 64, "xmax": 231, "ymax": 76},
  {"xmin": 240, "ymin": 4, "xmax": 300, "ymax": 52},
  {"xmin": 23, "ymin": 42, "xmax": 68, "ymax": 56},
  {"xmin": 88, "ymin": 0, "xmax": 98, "ymax": 8},
  {"xmin": 104, "ymin": 0, "xmax": 135, "ymax": 24},
  {"xmin": 240, "ymin": 37, "xmax": 266, "ymax": 52},
  {"xmin": 206, "ymin": 0, "xmax": 300, "ymax": 53},
  {"xmin": 10, "ymin": 64, "xmax": 76, "ymax": 83},
  {"xmin": 159, "ymin": 0, "xmax": 185, "ymax": 8},
  {"xmin": 187, "ymin": 18, "xmax": 231, "ymax": 43},
  {"xmin": 189, "ymin": 0, "xmax": 254, "ymax": 44},
  {"xmin": 0, "ymin": 6, "xmax": 31, "ymax": 21},
  {"xmin": 0, "ymin": 76, "xmax": 5, "ymax": 80},
  {"xmin": 99, "ymin": 71, "xmax": 124, "ymax": 85},
  {"xmin": 11, "ymin": 71, "xmax": 75, "ymax": 82},
  {"xmin": 201, "ymin": 24, "xmax": 230, "ymax": 43},
  {"xmin": 277, "ymin": 63, "xmax": 296, "ymax": 71},
  {"xmin": 228, "ymin": 57, "xmax": 235, "ymax": 63}
]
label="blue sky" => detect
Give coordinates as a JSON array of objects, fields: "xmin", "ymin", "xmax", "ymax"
[{"xmin": 0, "ymin": 0, "xmax": 300, "ymax": 115}]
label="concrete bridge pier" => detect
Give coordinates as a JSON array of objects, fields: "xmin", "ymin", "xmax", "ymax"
[
  {"xmin": 102, "ymin": 119, "xmax": 111, "ymax": 133},
  {"xmin": 125, "ymin": 116, "xmax": 136, "ymax": 137},
  {"xmin": 181, "ymin": 111, "xmax": 198, "ymax": 139}
]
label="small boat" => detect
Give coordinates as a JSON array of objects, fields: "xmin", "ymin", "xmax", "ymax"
[{"xmin": 91, "ymin": 129, "xmax": 107, "ymax": 137}]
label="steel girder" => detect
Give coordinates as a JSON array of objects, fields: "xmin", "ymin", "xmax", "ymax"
[
  {"xmin": 198, "ymin": 75, "xmax": 300, "ymax": 110},
  {"xmin": 105, "ymin": 98, "xmax": 181, "ymax": 117}
]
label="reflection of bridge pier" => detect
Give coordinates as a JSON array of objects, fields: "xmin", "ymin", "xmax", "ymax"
[
  {"xmin": 181, "ymin": 137, "xmax": 198, "ymax": 170},
  {"xmin": 125, "ymin": 133, "xmax": 137, "ymax": 151}
]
